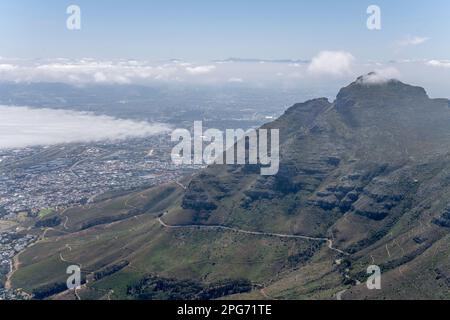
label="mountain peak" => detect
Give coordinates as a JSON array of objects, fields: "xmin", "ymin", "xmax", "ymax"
[
  {"xmin": 355, "ymin": 71, "xmax": 399, "ymax": 85},
  {"xmin": 336, "ymin": 73, "xmax": 429, "ymax": 107}
]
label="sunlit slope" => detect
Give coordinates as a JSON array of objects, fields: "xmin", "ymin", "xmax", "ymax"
[{"xmin": 11, "ymin": 182, "xmax": 334, "ymax": 300}]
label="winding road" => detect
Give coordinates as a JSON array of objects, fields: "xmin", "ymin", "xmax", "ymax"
[
  {"xmin": 175, "ymin": 181, "xmax": 188, "ymax": 190},
  {"xmin": 157, "ymin": 211, "xmax": 349, "ymax": 299},
  {"xmin": 4, "ymin": 255, "xmax": 19, "ymax": 290},
  {"xmin": 157, "ymin": 213, "xmax": 349, "ymax": 256}
]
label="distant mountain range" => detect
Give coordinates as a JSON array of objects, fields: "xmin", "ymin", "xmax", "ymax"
[
  {"xmin": 0, "ymin": 81, "xmax": 309, "ymax": 130},
  {"xmin": 8, "ymin": 74, "xmax": 450, "ymax": 300},
  {"xmin": 213, "ymin": 57, "xmax": 309, "ymax": 64}
]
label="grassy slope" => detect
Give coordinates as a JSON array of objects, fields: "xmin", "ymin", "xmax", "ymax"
[
  {"xmin": 11, "ymin": 182, "xmax": 334, "ymax": 300},
  {"xmin": 11, "ymin": 168, "xmax": 450, "ymax": 300}
]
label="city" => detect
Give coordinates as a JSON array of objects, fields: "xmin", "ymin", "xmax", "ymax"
[
  {"xmin": 0, "ymin": 133, "xmax": 202, "ymax": 299},
  {"xmin": 0, "ymin": 135, "xmax": 198, "ymax": 220}
]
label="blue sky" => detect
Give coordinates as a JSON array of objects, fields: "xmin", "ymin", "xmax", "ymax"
[
  {"xmin": 1, "ymin": 0, "xmax": 450, "ymax": 98},
  {"xmin": 0, "ymin": 0, "xmax": 448, "ymax": 61}
]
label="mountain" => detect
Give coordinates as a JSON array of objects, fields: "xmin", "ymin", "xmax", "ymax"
[
  {"xmin": 8, "ymin": 74, "xmax": 450, "ymax": 300},
  {"xmin": 213, "ymin": 58, "xmax": 309, "ymax": 64}
]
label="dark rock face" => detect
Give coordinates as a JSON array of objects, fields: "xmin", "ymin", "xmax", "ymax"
[
  {"xmin": 310, "ymin": 194, "xmax": 339, "ymax": 211},
  {"xmin": 273, "ymin": 165, "xmax": 304, "ymax": 194},
  {"xmin": 349, "ymin": 169, "xmax": 410, "ymax": 221},
  {"xmin": 308, "ymin": 173, "xmax": 363, "ymax": 213},
  {"xmin": 182, "ymin": 179, "xmax": 218, "ymax": 212},
  {"xmin": 353, "ymin": 202, "xmax": 389, "ymax": 221},
  {"xmin": 433, "ymin": 208, "xmax": 450, "ymax": 228}
]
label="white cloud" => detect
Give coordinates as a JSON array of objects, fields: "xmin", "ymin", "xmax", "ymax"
[
  {"xmin": 228, "ymin": 77, "xmax": 244, "ymax": 83},
  {"xmin": 426, "ymin": 59, "xmax": 450, "ymax": 68},
  {"xmin": 356, "ymin": 67, "xmax": 401, "ymax": 85},
  {"xmin": 307, "ymin": 51, "xmax": 355, "ymax": 76},
  {"xmin": 94, "ymin": 72, "xmax": 108, "ymax": 83},
  {"xmin": 0, "ymin": 60, "xmax": 181, "ymax": 84},
  {"xmin": 185, "ymin": 65, "xmax": 216, "ymax": 75},
  {"xmin": 0, "ymin": 106, "xmax": 171, "ymax": 149},
  {"xmin": 398, "ymin": 36, "xmax": 429, "ymax": 46},
  {"xmin": 0, "ymin": 57, "xmax": 447, "ymax": 95},
  {"xmin": 0, "ymin": 64, "xmax": 17, "ymax": 71}
]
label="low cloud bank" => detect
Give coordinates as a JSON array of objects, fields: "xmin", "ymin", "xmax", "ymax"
[
  {"xmin": 0, "ymin": 106, "xmax": 171, "ymax": 149},
  {"xmin": 398, "ymin": 35, "xmax": 429, "ymax": 46},
  {"xmin": 427, "ymin": 60, "xmax": 450, "ymax": 68}
]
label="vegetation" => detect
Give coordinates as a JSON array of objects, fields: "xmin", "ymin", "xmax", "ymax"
[
  {"xmin": 94, "ymin": 261, "xmax": 129, "ymax": 281},
  {"xmin": 127, "ymin": 275, "xmax": 252, "ymax": 300},
  {"xmin": 32, "ymin": 282, "xmax": 67, "ymax": 299},
  {"xmin": 35, "ymin": 216, "xmax": 61, "ymax": 228},
  {"xmin": 38, "ymin": 208, "xmax": 54, "ymax": 218}
]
